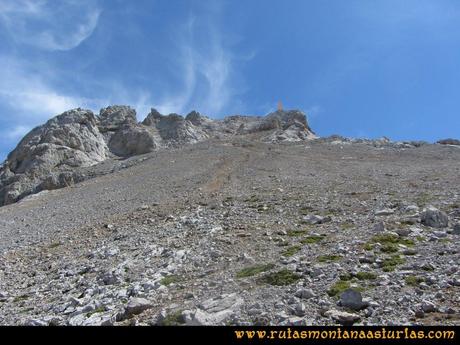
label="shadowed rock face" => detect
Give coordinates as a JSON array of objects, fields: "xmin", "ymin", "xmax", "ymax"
[
  {"xmin": 108, "ymin": 127, "xmax": 157, "ymax": 157},
  {"xmin": 0, "ymin": 106, "xmax": 316, "ymax": 206}
]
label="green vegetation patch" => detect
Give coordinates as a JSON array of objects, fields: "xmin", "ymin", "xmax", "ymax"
[
  {"xmin": 339, "ymin": 273, "xmax": 353, "ymax": 281},
  {"xmin": 317, "ymin": 255, "xmax": 342, "ymax": 263},
  {"xmin": 282, "ymin": 245, "xmax": 302, "ymax": 257},
  {"xmin": 258, "ymin": 269, "xmax": 302, "ymax": 286},
  {"xmin": 370, "ymin": 233, "xmax": 415, "ymax": 247},
  {"xmin": 327, "ymin": 280, "xmax": 351, "ymax": 297},
  {"xmin": 380, "ymin": 243, "xmax": 399, "ymax": 253},
  {"xmin": 160, "ymin": 275, "xmax": 182, "ymax": 286},
  {"xmin": 245, "ymin": 195, "xmax": 260, "ymax": 203},
  {"xmin": 381, "ymin": 255, "xmax": 406, "ymax": 272},
  {"xmin": 301, "ymin": 235, "xmax": 325, "ymax": 244},
  {"xmin": 236, "ymin": 263, "xmax": 275, "ymax": 278},
  {"xmin": 86, "ymin": 306, "xmax": 106, "ymax": 318},
  {"xmin": 405, "ymin": 275, "xmax": 425, "ymax": 287},
  {"xmin": 160, "ymin": 311, "xmax": 185, "ymax": 326},
  {"xmin": 363, "ymin": 243, "xmax": 375, "ymax": 251},
  {"xmin": 355, "ymin": 271, "xmax": 377, "ymax": 281}
]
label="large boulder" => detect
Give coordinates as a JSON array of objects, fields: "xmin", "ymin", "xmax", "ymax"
[
  {"xmin": 339, "ymin": 289, "xmax": 364, "ymax": 311},
  {"xmin": 421, "ymin": 207, "xmax": 449, "ymax": 228},
  {"xmin": 108, "ymin": 126, "xmax": 157, "ymax": 157},
  {"xmin": 0, "ymin": 109, "xmax": 108, "ymax": 206}
]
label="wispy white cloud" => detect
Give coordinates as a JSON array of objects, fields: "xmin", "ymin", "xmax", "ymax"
[
  {"xmin": 0, "ymin": 57, "xmax": 106, "ymax": 121},
  {"xmin": 0, "ymin": 0, "xmax": 249, "ymax": 162},
  {"xmin": 0, "ymin": 0, "xmax": 45, "ymax": 15},
  {"xmin": 200, "ymin": 37, "xmax": 232, "ymax": 115},
  {"xmin": 153, "ymin": 16, "xmax": 197, "ymax": 115},
  {"xmin": 0, "ymin": 0, "xmax": 101, "ymax": 51},
  {"xmin": 154, "ymin": 12, "xmax": 247, "ymax": 117},
  {"xmin": 34, "ymin": 9, "xmax": 100, "ymax": 51},
  {"xmin": 88, "ymin": 11, "xmax": 241, "ymax": 119}
]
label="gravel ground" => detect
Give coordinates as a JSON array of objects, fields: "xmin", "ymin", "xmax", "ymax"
[{"xmin": 0, "ymin": 137, "xmax": 459, "ymax": 326}]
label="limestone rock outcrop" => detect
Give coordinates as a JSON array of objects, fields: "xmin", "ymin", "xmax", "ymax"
[
  {"xmin": 0, "ymin": 109, "xmax": 108, "ymax": 205},
  {"xmin": 0, "ymin": 106, "xmax": 316, "ymax": 206}
]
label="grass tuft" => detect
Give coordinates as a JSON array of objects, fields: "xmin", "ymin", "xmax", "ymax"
[
  {"xmin": 236, "ymin": 264, "xmax": 275, "ymax": 278},
  {"xmin": 381, "ymin": 255, "xmax": 406, "ymax": 272},
  {"xmin": 405, "ymin": 275, "xmax": 425, "ymax": 286},
  {"xmin": 301, "ymin": 235, "xmax": 325, "ymax": 244},
  {"xmin": 327, "ymin": 280, "xmax": 351, "ymax": 297},
  {"xmin": 160, "ymin": 275, "xmax": 182, "ymax": 286},
  {"xmin": 258, "ymin": 269, "xmax": 301, "ymax": 286},
  {"xmin": 281, "ymin": 245, "xmax": 301, "ymax": 257},
  {"xmin": 317, "ymin": 255, "xmax": 342, "ymax": 263},
  {"xmin": 160, "ymin": 311, "xmax": 185, "ymax": 326},
  {"xmin": 355, "ymin": 271, "xmax": 377, "ymax": 280}
]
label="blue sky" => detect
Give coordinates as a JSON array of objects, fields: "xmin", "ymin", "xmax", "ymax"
[{"xmin": 1, "ymin": 0, "xmax": 459, "ymax": 160}]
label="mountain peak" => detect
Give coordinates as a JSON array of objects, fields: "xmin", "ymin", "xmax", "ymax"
[{"xmin": 0, "ymin": 106, "xmax": 316, "ymax": 206}]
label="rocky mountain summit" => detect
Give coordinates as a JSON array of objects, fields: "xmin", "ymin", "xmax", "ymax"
[
  {"xmin": 0, "ymin": 107, "xmax": 316, "ymax": 206},
  {"xmin": 0, "ymin": 106, "xmax": 459, "ymax": 327}
]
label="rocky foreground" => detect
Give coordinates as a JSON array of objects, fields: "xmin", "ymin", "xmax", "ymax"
[{"xmin": 0, "ymin": 107, "xmax": 459, "ymax": 326}]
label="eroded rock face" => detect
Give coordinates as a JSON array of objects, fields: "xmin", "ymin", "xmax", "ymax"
[
  {"xmin": 259, "ymin": 110, "xmax": 317, "ymax": 142},
  {"xmin": 108, "ymin": 126, "xmax": 157, "ymax": 157},
  {"xmin": 98, "ymin": 106, "xmax": 137, "ymax": 132},
  {"xmin": 143, "ymin": 109, "xmax": 210, "ymax": 144},
  {"xmin": 142, "ymin": 108, "xmax": 316, "ymax": 143},
  {"xmin": 0, "ymin": 106, "xmax": 317, "ymax": 206},
  {"xmin": 0, "ymin": 109, "xmax": 108, "ymax": 206}
]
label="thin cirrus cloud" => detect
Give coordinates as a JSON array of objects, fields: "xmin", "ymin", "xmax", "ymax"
[
  {"xmin": 0, "ymin": 57, "xmax": 106, "ymax": 120},
  {"xmin": 0, "ymin": 2, "xmax": 241, "ymax": 118},
  {"xmin": 0, "ymin": 0, "xmax": 104, "ymax": 153},
  {"xmin": 153, "ymin": 15, "xmax": 243, "ymax": 117},
  {"xmin": 0, "ymin": 56, "xmax": 107, "ymax": 157},
  {"xmin": 0, "ymin": 1, "xmax": 249, "ymax": 161},
  {"xmin": 0, "ymin": 0, "xmax": 101, "ymax": 51},
  {"xmin": 152, "ymin": 18, "xmax": 198, "ymax": 115}
]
